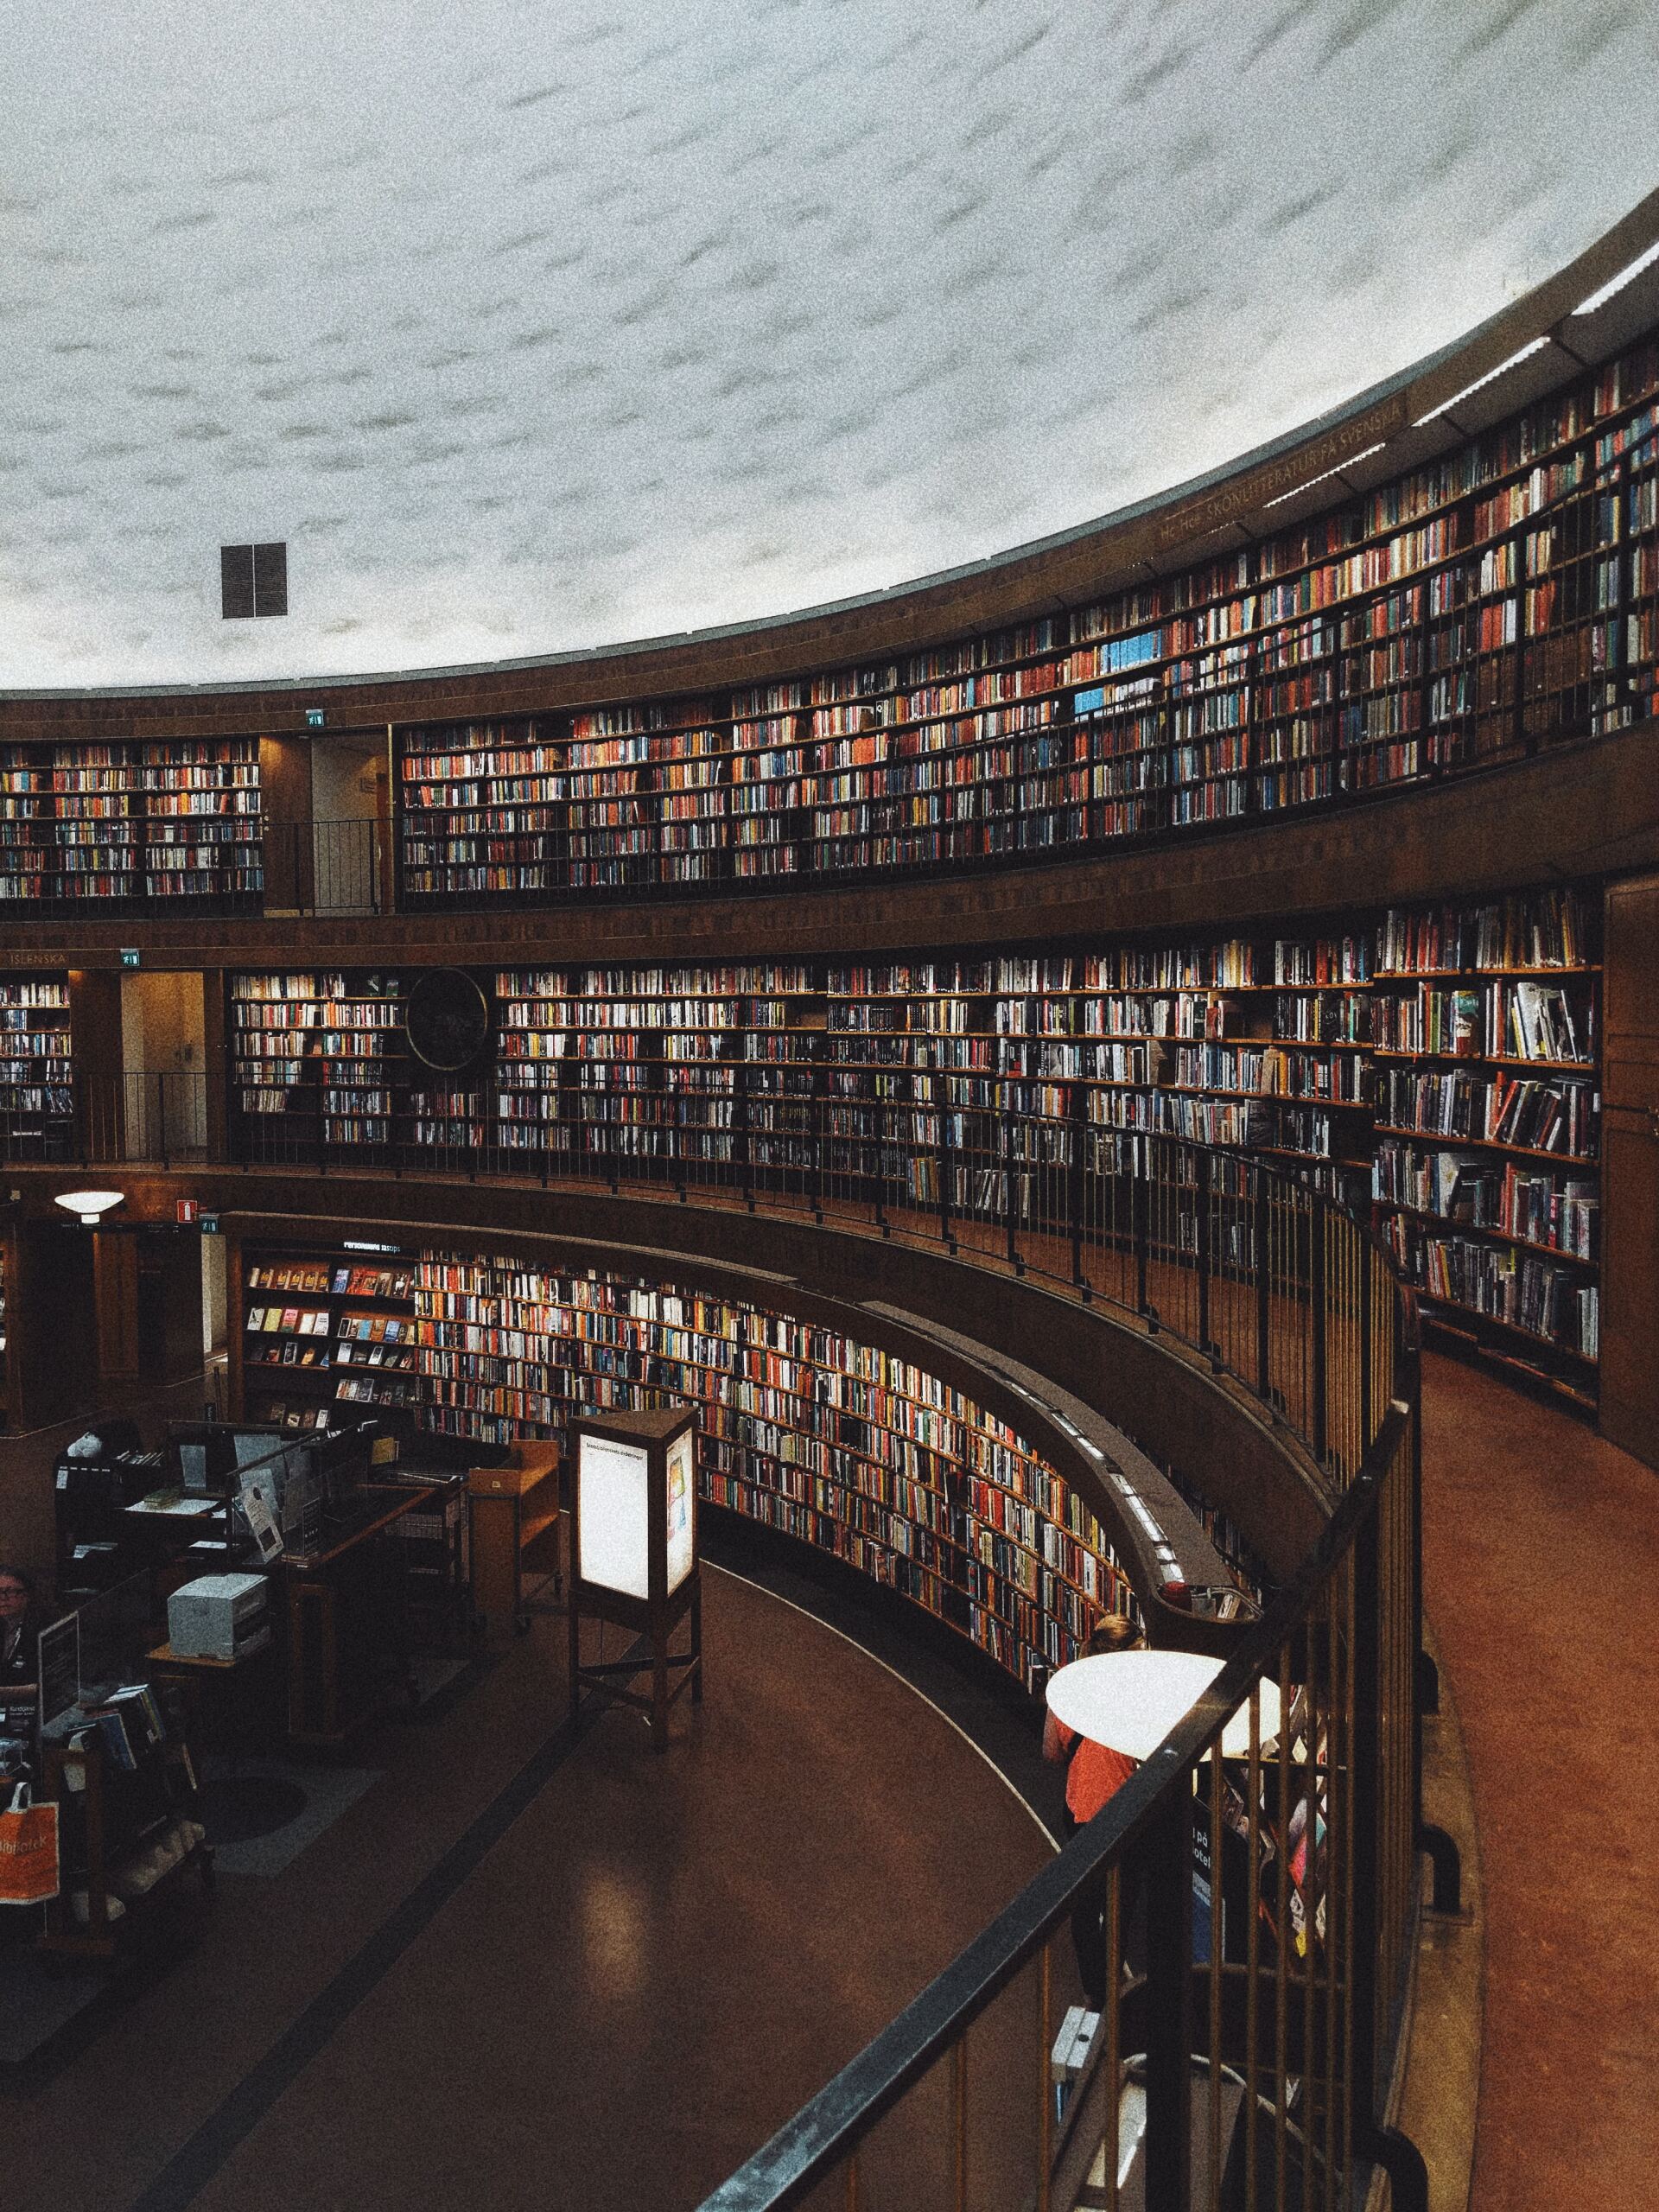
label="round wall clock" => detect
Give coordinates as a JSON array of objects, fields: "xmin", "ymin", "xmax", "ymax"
[{"xmin": 405, "ymin": 968, "xmax": 493, "ymax": 1074}]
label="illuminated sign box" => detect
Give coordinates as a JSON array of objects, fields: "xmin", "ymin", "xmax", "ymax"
[{"xmin": 568, "ymin": 1404, "xmax": 702, "ymax": 1750}]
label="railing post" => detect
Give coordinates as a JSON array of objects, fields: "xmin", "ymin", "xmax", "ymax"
[
  {"xmin": 1068, "ymin": 1083, "xmax": 1088, "ymax": 1294},
  {"xmin": 157, "ymin": 1072, "xmax": 169, "ymax": 1171},
  {"xmin": 1195, "ymin": 1147, "xmax": 1214, "ymax": 1363},
  {"xmin": 1310, "ymin": 1205, "xmax": 1328, "ymax": 1468},
  {"xmin": 938, "ymin": 1090, "xmax": 956, "ymax": 1255},
  {"xmin": 1135, "ymin": 1142, "xmax": 1155, "ymax": 1328},
  {"xmin": 1255, "ymin": 1169, "xmax": 1273, "ymax": 1402},
  {"xmin": 1002, "ymin": 1109, "xmax": 1023, "ymax": 1274},
  {"xmin": 1142, "ymin": 1763, "xmax": 1194, "ymax": 2212},
  {"xmin": 874, "ymin": 1093, "xmax": 889, "ymax": 1236},
  {"xmin": 735, "ymin": 1058, "xmax": 753, "ymax": 1212},
  {"xmin": 810, "ymin": 1068, "xmax": 825, "ymax": 1223},
  {"xmin": 1348, "ymin": 1466, "xmax": 1429, "ymax": 2211}
]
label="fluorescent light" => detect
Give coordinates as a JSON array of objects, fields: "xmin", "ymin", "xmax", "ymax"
[
  {"xmin": 1414, "ymin": 338, "xmax": 1549, "ymax": 426},
  {"xmin": 1573, "ymin": 239, "xmax": 1659, "ymax": 317},
  {"xmin": 1261, "ymin": 442, "xmax": 1387, "ymax": 511},
  {"xmin": 54, "ymin": 1189, "xmax": 124, "ymax": 1227}
]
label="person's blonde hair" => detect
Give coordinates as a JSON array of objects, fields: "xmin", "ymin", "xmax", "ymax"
[{"xmin": 1087, "ymin": 1611, "xmax": 1145, "ymax": 1656}]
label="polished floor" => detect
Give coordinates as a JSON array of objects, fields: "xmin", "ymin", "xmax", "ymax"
[
  {"xmin": 1, "ymin": 1562, "xmax": 1054, "ymax": 2212},
  {"xmin": 3, "ymin": 1346, "xmax": 1655, "ymax": 2210},
  {"xmin": 1419, "ymin": 1350, "xmax": 1659, "ymax": 2210}
]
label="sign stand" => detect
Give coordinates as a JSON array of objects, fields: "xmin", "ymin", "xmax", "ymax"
[{"xmin": 568, "ymin": 1405, "xmax": 702, "ymax": 1751}]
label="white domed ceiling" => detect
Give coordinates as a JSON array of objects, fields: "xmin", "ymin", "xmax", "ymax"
[{"xmin": 4, "ymin": 0, "xmax": 1658, "ymax": 690}]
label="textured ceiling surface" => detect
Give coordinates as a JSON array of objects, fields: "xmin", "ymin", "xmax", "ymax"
[{"xmin": 3, "ymin": 0, "xmax": 1657, "ymax": 690}]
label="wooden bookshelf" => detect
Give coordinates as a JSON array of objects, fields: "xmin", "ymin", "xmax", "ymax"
[
  {"xmin": 1366, "ymin": 884, "xmax": 1601, "ymax": 1389},
  {"xmin": 228, "ymin": 972, "xmax": 403, "ymax": 1158},
  {"xmin": 0, "ymin": 738, "xmax": 261, "ymax": 912},
  {"xmin": 215, "ymin": 878, "xmax": 1604, "ymax": 1403},
  {"xmin": 413, "ymin": 1253, "xmax": 1137, "ymax": 1688},
  {"xmin": 375, "ymin": 328, "xmax": 1659, "ymax": 911},
  {"xmin": 0, "ymin": 973, "xmax": 73, "ymax": 1160}
]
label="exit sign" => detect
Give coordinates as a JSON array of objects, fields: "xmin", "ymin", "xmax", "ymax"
[
  {"xmin": 306, "ymin": 707, "xmax": 326, "ymax": 728},
  {"xmin": 200, "ymin": 1213, "xmax": 221, "ymax": 1236},
  {"xmin": 120, "ymin": 948, "xmax": 141, "ymax": 969}
]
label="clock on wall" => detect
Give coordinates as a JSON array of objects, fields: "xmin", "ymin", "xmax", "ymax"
[{"xmin": 405, "ymin": 968, "xmax": 493, "ymax": 1075}]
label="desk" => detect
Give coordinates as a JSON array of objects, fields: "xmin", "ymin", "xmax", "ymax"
[
  {"xmin": 281, "ymin": 1484, "xmax": 435, "ymax": 1749},
  {"xmin": 147, "ymin": 1637, "xmax": 282, "ymax": 1753}
]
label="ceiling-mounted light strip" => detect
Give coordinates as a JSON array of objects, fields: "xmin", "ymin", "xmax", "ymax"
[
  {"xmin": 1414, "ymin": 338, "xmax": 1550, "ymax": 427},
  {"xmin": 1573, "ymin": 238, "xmax": 1659, "ymax": 317},
  {"xmin": 1261, "ymin": 442, "xmax": 1387, "ymax": 511}
]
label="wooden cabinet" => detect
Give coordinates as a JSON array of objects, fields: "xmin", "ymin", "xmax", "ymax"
[{"xmin": 467, "ymin": 1446, "xmax": 561, "ymax": 1635}]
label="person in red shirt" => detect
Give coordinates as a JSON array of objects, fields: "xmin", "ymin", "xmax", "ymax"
[{"xmin": 1044, "ymin": 1611, "xmax": 1147, "ymax": 2006}]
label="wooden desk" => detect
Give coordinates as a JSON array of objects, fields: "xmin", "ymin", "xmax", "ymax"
[
  {"xmin": 146, "ymin": 1636, "xmax": 281, "ymax": 1753},
  {"xmin": 281, "ymin": 1484, "xmax": 435, "ymax": 1749},
  {"xmin": 468, "ymin": 1447, "xmax": 560, "ymax": 1637}
]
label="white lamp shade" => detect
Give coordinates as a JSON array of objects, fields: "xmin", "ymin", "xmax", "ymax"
[
  {"xmin": 1046, "ymin": 1649, "xmax": 1282, "ymax": 1762},
  {"xmin": 54, "ymin": 1189, "xmax": 125, "ymax": 1225}
]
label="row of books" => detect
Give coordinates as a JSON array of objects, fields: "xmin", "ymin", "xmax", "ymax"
[
  {"xmin": 1371, "ymin": 1141, "xmax": 1599, "ymax": 1262},
  {"xmin": 1377, "ymin": 1219, "xmax": 1600, "ymax": 1357},
  {"xmin": 1373, "ymin": 1070, "xmax": 1598, "ymax": 1159}
]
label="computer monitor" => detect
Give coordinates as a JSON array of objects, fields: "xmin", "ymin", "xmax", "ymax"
[{"xmin": 164, "ymin": 1421, "xmax": 242, "ymax": 1497}]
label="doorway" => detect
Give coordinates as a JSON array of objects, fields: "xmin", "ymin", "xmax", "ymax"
[
  {"xmin": 309, "ymin": 733, "xmax": 388, "ymax": 914},
  {"xmin": 121, "ymin": 969, "xmax": 207, "ymax": 1160}
]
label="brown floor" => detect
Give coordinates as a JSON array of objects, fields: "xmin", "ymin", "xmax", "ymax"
[
  {"xmin": 1, "ymin": 1565, "xmax": 1054, "ymax": 2212},
  {"xmin": 1419, "ymin": 1350, "xmax": 1659, "ymax": 2209}
]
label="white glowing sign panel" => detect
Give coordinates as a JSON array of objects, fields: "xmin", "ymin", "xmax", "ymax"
[
  {"xmin": 576, "ymin": 1434, "xmax": 652, "ymax": 1600},
  {"xmin": 664, "ymin": 1429, "xmax": 695, "ymax": 1595}
]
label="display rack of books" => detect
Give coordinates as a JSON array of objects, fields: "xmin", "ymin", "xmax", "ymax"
[
  {"xmin": 1368, "ymin": 885, "xmax": 1600, "ymax": 1403},
  {"xmin": 0, "ymin": 973, "xmax": 73, "ymax": 1159},
  {"xmin": 228, "ymin": 973, "xmax": 403, "ymax": 1157},
  {"xmin": 0, "ymin": 740, "xmax": 263, "ymax": 912},
  {"xmin": 41, "ymin": 1684, "xmax": 209, "ymax": 1959},
  {"xmin": 238, "ymin": 1248, "xmax": 419, "ymax": 1428},
  {"xmin": 138, "ymin": 737, "xmax": 263, "ymax": 902},
  {"xmin": 386, "ymin": 326, "xmax": 1659, "ymax": 910},
  {"xmin": 411, "ymin": 1253, "xmax": 1135, "ymax": 1686}
]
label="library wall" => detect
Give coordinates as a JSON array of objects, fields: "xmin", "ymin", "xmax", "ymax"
[{"xmin": 207, "ymin": 877, "xmax": 1600, "ymax": 1409}]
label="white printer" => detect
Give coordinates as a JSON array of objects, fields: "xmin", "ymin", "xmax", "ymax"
[{"xmin": 167, "ymin": 1573, "xmax": 271, "ymax": 1662}]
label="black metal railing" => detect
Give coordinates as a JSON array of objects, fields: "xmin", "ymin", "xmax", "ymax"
[
  {"xmin": 23, "ymin": 1077, "xmax": 1427, "ymax": 2206},
  {"xmin": 262, "ymin": 817, "xmax": 386, "ymax": 914}
]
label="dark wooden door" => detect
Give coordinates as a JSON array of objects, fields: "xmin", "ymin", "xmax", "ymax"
[{"xmin": 1599, "ymin": 872, "xmax": 1659, "ymax": 1465}]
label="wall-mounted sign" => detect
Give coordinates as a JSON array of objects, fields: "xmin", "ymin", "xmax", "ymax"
[
  {"xmin": 200, "ymin": 1213, "xmax": 220, "ymax": 1236},
  {"xmin": 176, "ymin": 1199, "xmax": 199, "ymax": 1224},
  {"xmin": 120, "ymin": 948, "xmax": 141, "ymax": 969},
  {"xmin": 305, "ymin": 707, "xmax": 326, "ymax": 728}
]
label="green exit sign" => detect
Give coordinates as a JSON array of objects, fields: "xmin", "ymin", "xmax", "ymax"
[
  {"xmin": 120, "ymin": 948, "xmax": 141, "ymax": 969},
  {"xmin": 306, "ymin": 707, "xmax": 326, "ymax": 728}
]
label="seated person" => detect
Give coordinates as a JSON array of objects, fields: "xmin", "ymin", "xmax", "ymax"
[
  {"xmin": 0, "ymin": 1565, "xmax": 41, "ymax": 1687},
  {"xmin": 1043, "ymin": 1611, "xmax": 1148, "ymax": 2009}
]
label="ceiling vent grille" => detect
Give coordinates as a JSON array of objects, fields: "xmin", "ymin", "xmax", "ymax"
[{"xmin": 221, "ymin": 542, "xmax": 288, "ymax": 619}]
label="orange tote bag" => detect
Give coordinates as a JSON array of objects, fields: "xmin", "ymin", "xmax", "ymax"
[{"xmin": 0, "ymin": 1783, "xmax": 60, "ymax": 1905}]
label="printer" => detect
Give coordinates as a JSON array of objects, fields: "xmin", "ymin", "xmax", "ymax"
[{"xmin": 167, "ymin": 1573, "xmax": 271, "ymax": 1662}]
